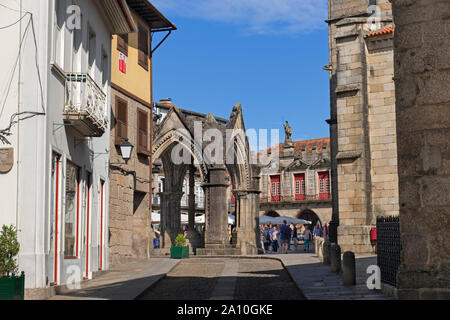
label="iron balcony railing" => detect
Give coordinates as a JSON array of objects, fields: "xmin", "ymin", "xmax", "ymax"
[
  {"xmin": 64, "ymin": 73, "xmax": 107, "ymax": 132},
  {"xmin": 260, "ymin": 194, "xmax": 331, "ymax": 203}
]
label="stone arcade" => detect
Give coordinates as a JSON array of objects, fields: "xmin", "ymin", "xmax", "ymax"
[{"xmin": 151, "ymin": 103, "xmax": 261, "ymax": 255}]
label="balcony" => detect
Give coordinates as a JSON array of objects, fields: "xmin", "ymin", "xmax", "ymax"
[
  {"xmin": 64, "ymin": 73, "xmax": 107, "ymax": 137},
  {"xmin": 260, "ymin": 194, "xmax": 331, "ymax": 204}
]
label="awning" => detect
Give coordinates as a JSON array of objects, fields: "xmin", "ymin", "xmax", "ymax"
[{"xmin": 125, "ymin": 0, "xmax": 177, "ymax": 31}]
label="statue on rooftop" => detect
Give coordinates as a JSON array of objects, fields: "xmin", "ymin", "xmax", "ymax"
[{"xmin": 284, "ymin": 121, "xmax": 293, "ymax": 148}]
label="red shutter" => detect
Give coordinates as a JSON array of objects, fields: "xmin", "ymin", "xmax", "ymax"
[
  {"xmin": 270, "ymin": 175, "xmax": 281, "ymax": 202},
  {"xmin": 294, "ymin": 173, "xmax": 306, "ymax": 201},
  {"xmin": 319, "ymin": 172, "xmax": 330, "ymax": 200}
]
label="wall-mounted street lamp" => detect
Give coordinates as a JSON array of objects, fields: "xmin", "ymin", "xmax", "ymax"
[
  {"xmin": 111, "ymin": 138, "xmax": 134, "ymax": 165},
  {"xmin": 119, "ymin": 139, "xmax": 134, "ymax": 163}
]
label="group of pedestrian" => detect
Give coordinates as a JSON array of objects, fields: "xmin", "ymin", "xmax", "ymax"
[{"xmin": 260, "ymin": 221, "xmax": 314, "ymax": 254}]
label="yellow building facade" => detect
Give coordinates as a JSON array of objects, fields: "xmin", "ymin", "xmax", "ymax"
[{"xmin": 108, "ymin": 0, "xmax": 176, "ymax": 265}]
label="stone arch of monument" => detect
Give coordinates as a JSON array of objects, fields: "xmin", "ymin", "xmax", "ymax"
[
  {"xmin": 265, "ymin": 211, "xmax": 280, "ymax": 217},
  {"xmin": 298, "ymin": 209, "xmax": 322, "ymax": 228},
  {"xmin": 152, "ymin": 103, "xmax": 260, "ymax": 255}
]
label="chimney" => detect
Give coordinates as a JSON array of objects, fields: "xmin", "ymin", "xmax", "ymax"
[{"xmin": 158, "ymin": 98, "xmax": 172, "ymax": 107}]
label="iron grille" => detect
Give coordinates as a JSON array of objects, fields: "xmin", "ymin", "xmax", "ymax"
[{"xmin": 377, "ymin": 216, "xmax": 401, "ymax": 287}]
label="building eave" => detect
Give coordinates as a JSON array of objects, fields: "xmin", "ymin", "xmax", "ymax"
[{"xmin": 96, "ymin": 0, "xmax": 138, "ymax": 35}]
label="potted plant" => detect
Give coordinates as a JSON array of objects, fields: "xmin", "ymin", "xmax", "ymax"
[
  {"xmin": 170, "ymin": 234, "xmax": 189, "ymax": 259},
  {"xmin": 0, "ymin": 225, "xmax": 24, "ymax": 300}
]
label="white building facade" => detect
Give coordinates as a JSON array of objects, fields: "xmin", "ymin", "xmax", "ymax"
[{"xmin": 0, "ymin": 0, "xmax": 135, "ymax": 296}]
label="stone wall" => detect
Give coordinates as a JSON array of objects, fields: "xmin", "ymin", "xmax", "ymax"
[
  {"xmin": 366, "ymin": 35, "xmax": 399, "ymax": 219},
  {"xmin": 392, "ymin": 0, "xmax": 450, "ymax": 299},
  {"xmin": 109, "ymin": 89, "xmax": 153, "ymax": 265},
  {"xmin": 329, "ymin": 0, "xmax": 399, "ymax": 254}
]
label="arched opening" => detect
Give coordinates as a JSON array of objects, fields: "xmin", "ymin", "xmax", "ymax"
[
  {"xmin": 266, "ymin": 211, "xmax": 280, "ymax": 217},
  {"xmin": 298, "ymin": 209, "xmax": 321, "ymax": 228}
]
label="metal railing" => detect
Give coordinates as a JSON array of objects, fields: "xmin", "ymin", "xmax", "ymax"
[
  {"xmin": 64, "ymin": 73, "xmax": 107, "ymax": 131},
  {"xmin": 377, "ymin": 216, "xmax": 401, "ymax": 287},
  {"xmin": 260, "ymin": 194, "xmax": 331, "ymax": 203}
]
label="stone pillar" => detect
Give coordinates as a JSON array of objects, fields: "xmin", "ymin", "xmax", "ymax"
[
  {"xmin": 160, "ymin": 191, "xmax": 183, "ymax": 248},
  {"xmin": 188, "ymin": 165, "xmax": 196, "ymax": 229},
  {"xmin": 203, "ymin": 167, "xmax": 229, "ymax": 248},
  {"xmin": 186, "ymin": 165, "xmax": 202, "ymax": 251},
  {"xmin": 392, "ymin": 0, "xmax": 450, "ymax": 299},
  {"xmin": 343, "ymin": 251, "xmax": 356, "ymax": 286}
]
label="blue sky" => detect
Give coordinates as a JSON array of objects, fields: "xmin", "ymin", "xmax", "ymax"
[{"xmin": 151, "ymin": 0, "xmax": 330, "ymax": 143}]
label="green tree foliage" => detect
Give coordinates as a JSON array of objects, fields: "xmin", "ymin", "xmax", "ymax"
[
  {"xmin": 175, "ymin": 234, "xmax": 187, "ymax": 247},
  {"xmin": 0, "ymin": 225, "xmax": 20, "ymax": 278}
]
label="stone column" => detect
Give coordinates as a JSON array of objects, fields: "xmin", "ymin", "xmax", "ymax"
[
  {"xmin": 188, "ymin": 165, "xmax": 196, "ymax": 229},
  {"xmin": 392, "ymin": 0, "xmax": 450, "ymax": 299},
  {"xmin": 186, "ymin": 165, "xmax": 202, "ymax": 251},
  {"xmin": 160, "ymin": 191, "xmax": 183, "ymax": 248},
  {"xmin": 203, "ymin": 167, "xmax": 229, "ymax": 248}
]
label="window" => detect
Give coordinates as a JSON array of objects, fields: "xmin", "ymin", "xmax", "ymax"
[
  {"xmin": 117, "ymin": 34, "xmax": 128, "ymax": 55},
  {"xmin": 294, "ymin": 173, "xmax": 306, "ymax": 200},
  {"xmin": 270, "ymin": 175, "xmax": 281, "ymax": 202},
  {"xmin": 137, "ymin": 109, "xmax": 150, "ymax": 155},
  {"xmin": 318, "ymin": 171, "xmax": 330, "ymax": 200},
  {"xmin": 115, "ymin": 97, "xmax": 128, "ymax": 145},
  {"xmin": 323, "ymin": 144, "xmax": 328, "ymax": 151},
  {"xmin": 88, "ymin": 29, "xmax": 96, "ymax": 77},
  {"xmin": 64, "ymin": 161, "xmax": 80, "ymax": 258},
  {"xmin": 138, "ymin": 24, "xmax": 149, "ymax": 70},
  {"xmin": 101, "ymin": 50, "xmax": 108, "ymax": 88}
]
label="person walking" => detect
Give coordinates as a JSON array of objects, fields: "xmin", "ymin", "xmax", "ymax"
[
  {"xmin": 292, "ymin": 225, "xmax": 298, "ymax": 251},
  {"xmin": 271, "ymin": 226, "xmax": 279, "ymax": 253},
  {"xmin": 303, "ymin": 226, "xmax": 312, "ymax": 252},
  {"xmin": 280, "ymin": 220, "xmax": 291, "ymax": 254},
  {"xmin": 262, "ymin": 227, "xmax": 271, "ymax": 253},
  {"xmin": 313, "ymin": 222, "xmax": 323, "ymax": 238}
]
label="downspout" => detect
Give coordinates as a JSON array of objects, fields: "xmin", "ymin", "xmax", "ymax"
[{"xmin": 16, "ymin": 0, "xmax": 23, "ymax": 229}]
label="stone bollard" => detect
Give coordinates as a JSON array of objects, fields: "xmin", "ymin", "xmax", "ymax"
[
  {"xmin": 323, "ymin": 240, "xmax": 331, "ymax": 265},
  {"xmin": 330, "ymin": 243, "xmax": 342, "ymax": 273},
  {"xmin": 343, "ymin": 251, "xmax": 356, "ymax": 286}
]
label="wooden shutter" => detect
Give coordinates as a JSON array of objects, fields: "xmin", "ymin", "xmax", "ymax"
[
  {"xmin": 138, "ymin": 24, "xmax": 149, "ymax": 70},
  {"xmin": 137, "ymin": 109, "xmax": 149, "ymax": 155},
  {"xmin": 117, "ymin": 34, "xmax": 128, "ymax": 56},
  {"xmin": 115, "ymin": 97, "xmax": 128, "ymax": 145}
]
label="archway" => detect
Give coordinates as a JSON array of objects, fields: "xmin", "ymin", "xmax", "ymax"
[
  {"xmin": 151, "ymin": 104, "xmax": 260, "ymax": 255},
  {"xmin": 265, "ymin": 211, "xmax": 280, "ymax": 217},
  {"xmin": 298, "ymin": 209, "xmax": 321, "ymax": 229}
]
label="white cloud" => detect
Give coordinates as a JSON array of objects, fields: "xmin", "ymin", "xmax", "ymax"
[{"xmin": 152, "ymin": 0, "xmax": 328, "ymax": 35}]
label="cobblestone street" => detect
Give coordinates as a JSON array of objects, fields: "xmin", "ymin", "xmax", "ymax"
[{"xmin": 138, "ymin": 258, "xmax": 304, "ymax": 300}]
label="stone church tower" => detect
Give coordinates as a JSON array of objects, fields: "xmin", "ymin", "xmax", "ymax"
[{"xmin": 327, "ymin": 0, "xmax": 399, "ymax": 253}]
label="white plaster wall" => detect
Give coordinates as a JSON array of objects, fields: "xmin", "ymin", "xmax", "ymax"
[{"xmin": 0, "ymin": 0, "xmax": 112, "ymax": 289}]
